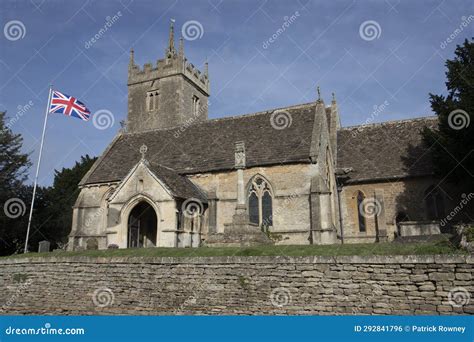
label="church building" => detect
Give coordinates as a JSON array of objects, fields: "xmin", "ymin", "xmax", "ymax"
[{"xmin": 68, "ymin": 22, "xmax": 456, "ymax": 250}]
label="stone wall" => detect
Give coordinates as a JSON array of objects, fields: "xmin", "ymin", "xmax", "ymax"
[
  {"xmin": 189, "ymin": 164, "xmax": 315, "ymax": 245},
  {"xmin": 1, "ymin": 255, "xmax": 472, "ymax": 315},
  {"xmin": 71, "ymin": 163, "xmax": 321, "ymax": 250},
  {"xmin": 340, "ymin": 178, "xmax": 443, "ymax": 243},
  {"xmin": 339, "ymin": 179, "xmax": 471, "ymax": 244}
]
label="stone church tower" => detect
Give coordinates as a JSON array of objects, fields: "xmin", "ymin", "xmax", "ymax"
[{"xmin": 126, "ymin": 21, "xmax": 210, "ymax": 132}]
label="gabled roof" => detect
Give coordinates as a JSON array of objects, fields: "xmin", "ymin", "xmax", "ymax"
[
  {"xmin": 81, "ymin": 102, "xmax": 320, "ymax": 185},
  {"xmin": 337, "ymin": 117, "xmax": 437, "ymax": 183},
  {"xmin": 109, "ymin": 160, "xmax": 207, "ymax": 201},
  {"xmin": 147, "ymin": 162, "xmax": 207, "ymax": 201},
  {"xmin": 81, "ymin": 97, "xmax": 438, "ymax": 187}
]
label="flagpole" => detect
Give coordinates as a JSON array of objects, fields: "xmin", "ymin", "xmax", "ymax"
[{"xmin": 24, "ymin": 85, "xmax": 53, "ymax": 253}]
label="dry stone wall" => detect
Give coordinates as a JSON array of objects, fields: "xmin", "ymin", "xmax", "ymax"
[{"xmin": 0, "ymin": 255, "xmax": 472, "ymax": 315}]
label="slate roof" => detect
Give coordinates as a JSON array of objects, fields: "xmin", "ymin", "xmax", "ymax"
[
  {"xmin": 81, "ymin": 100, "xmax": 438, "ymax": 187},
  {"xmin": 81, "ymin": 102, "xmax": 319, "ymax": 185},
  {"xmin": 147, "ymin": 162, "xmax": 207, "ymax": 201},
  {"xmin": 337, "ymin": 117, "xmax": 438, "ymax": 183}
]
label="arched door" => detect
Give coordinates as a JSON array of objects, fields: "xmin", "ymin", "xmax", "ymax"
[{"xmin": 127, "ymin": 201, "xmax": 157, "ymax": 248}]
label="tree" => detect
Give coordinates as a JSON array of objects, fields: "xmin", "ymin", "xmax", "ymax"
[
  {"xmin": 423, "ymin": 38, "xmax": 474, "ymax": 190},
  {"xmin": 44, "ymin": 155, "xmax": 97, "ymax": 246},
  {"xmin": 0, "ymin": 111, "xmax": 31, "ymax": 255},
  {"xmin": 0, "ymin": 111, "xmax": 30, "ymax": 192},
  {"xmin": 8, "ymin": 185, "xmax": 52, "ymax": 254},
  {"xmin": 0, "ymin": 110, "xmax": 97, "ymax": 255}
]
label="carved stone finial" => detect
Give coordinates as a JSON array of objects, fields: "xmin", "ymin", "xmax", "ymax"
[
  {"xmin": 332, "ymin": 92, "xmax": 336, "ymax": 103},
  {"xmin": 178, "ymin": 37, "xmax": 184, "ymax": 57},
  {"xmin": 204, "ymin": 59, "xmax": 208, "ymax": 78},
  {"xmin": 129, "ymin": 48, "xmax": 135, "ymax": 70},
  {"xmin": 234, "ymin": 141, "xmax": 246, "ymax": 169},
  {"xmin": 167, "ymin": 18, "xmax": 176, "ymax": 57},
  {"xmin": 139, "ymin": 144, "xmax": 148, "ymax": 159},
  {"xmin": 317, "ymin": 86, "xmax": 321, "ymax": 101}
]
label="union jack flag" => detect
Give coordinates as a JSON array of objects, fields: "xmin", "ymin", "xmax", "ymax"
[{"xmin": 49, "ymin": 90, "xmax": 91, "ymax": 121}]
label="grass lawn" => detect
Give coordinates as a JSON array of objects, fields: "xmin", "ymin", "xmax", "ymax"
[{"xmin": 1, "ymin": 239, "xmax": 464, "ymax": 259}]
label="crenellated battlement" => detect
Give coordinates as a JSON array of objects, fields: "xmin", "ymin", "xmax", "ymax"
[{"xmin": 128, "ymin": 55, "xmax": 209, "ymax": 95}]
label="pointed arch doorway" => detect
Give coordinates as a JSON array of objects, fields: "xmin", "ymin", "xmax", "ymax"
[{"xmin": 127, "ymin": 201, "xmax": 157, "ymax": 248}]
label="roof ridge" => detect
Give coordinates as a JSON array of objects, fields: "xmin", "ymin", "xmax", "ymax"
[
  {"xmin": 122, "ymin": 101, "xmax": 318, "ymax": 136},
  {"xmin": 148, "ymin": 161, "xmax": 177, "ymax": 172},
  {"xmin": 79, "ymin": 132, "xmax": 124, "ymax": 186},
  {"xmin": 340, "ymin": 115, "xmax": 437, "ymax": 130},
  {"xmin": 146, "ymin": 161, "xmax": 208, "ymax": 200},
  {"xmin": 207, "ymin": 101, "xmax": 317, "ymax": 123}
]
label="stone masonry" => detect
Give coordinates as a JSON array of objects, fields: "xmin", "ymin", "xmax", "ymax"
[
  {"xmin": 126, "ymin": 21, "xmax": 209, "ymax": 133},
  {"xmin": 0, "ymin": 255, "xmax": 472, "ymax": 315},
  {"xmin": 69, "ymin": 21, "xmax": 472, "ymax": 252}
]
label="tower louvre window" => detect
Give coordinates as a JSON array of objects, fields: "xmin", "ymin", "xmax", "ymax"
[
  {"xmin": 126, "ymin": 23, "xmax": 209, "ymax": 133},
  {"xmin": 193, "ymin": 95, "xmax": 200, "ymax": 116},
  {"xmin": 147, "ymin": 91, "xmax": 159, "ymax": 112}
]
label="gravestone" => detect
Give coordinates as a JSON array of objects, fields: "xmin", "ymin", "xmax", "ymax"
[{"xmin": 38, "ymin": 240, "xmax": 50, "ymax": 253}]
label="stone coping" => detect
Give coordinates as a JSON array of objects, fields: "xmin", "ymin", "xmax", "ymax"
[{"xmin": 0, "ymin": 254, "xmax": 472, "ymax": 265}]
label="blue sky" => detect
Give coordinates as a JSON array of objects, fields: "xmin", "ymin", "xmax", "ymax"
[{"xmin": 1, "ymin": 0, "xmax": 473, "ymax": 185}]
